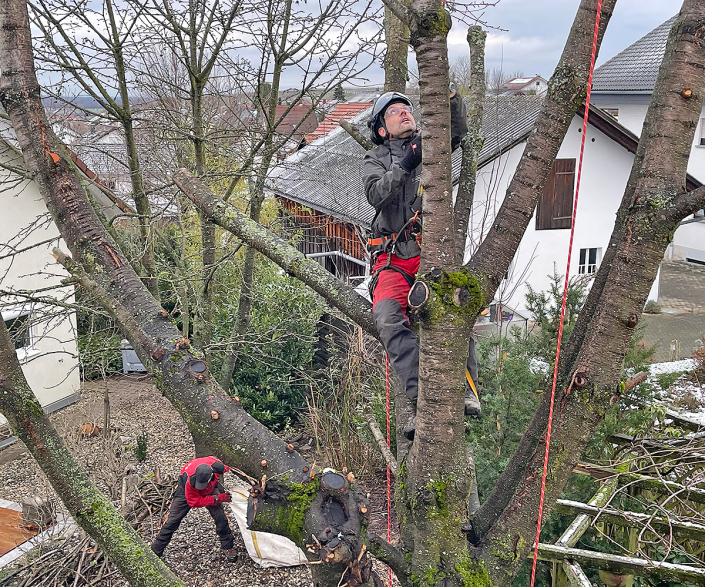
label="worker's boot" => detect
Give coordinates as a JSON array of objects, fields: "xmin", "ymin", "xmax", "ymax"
[
  {"xmin": 407, "ymin": 279, "xmax": 429, "ymax": 320},
  {"xmin": 225, "ymin": 547, "xmax": 239, "ymax": 562},
  {"xmin": 403, "ymin": 415, "xmax": 416, "ymax": 441}
]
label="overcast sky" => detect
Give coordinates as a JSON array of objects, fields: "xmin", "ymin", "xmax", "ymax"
[{"xmin": 418, "ymin": 0, "xmax": 677, "ymax": 84}]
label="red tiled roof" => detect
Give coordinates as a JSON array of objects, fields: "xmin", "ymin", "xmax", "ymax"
[
  {"xmin": 305, "ymin": 102, "xmax": 372, "ymax": 143},
  {"xmin": 274, "ymin": 105, "xmax": 318, "ymax": 139}
]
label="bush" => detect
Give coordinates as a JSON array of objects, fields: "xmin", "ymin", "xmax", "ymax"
[
  {"xmin": 76, "ymin": 291, "xmax": 124, "ymax": 380},
  {"xmin": 212, "ymin": 259, "xmax": 325, "ymax": 431},
  {"xmin": 134, "ymin": 430, "xmax": 149, "ymax": 462},
  {"xmin": 643, "ymin": 300, "xmax": 661, "ymax": 314}
]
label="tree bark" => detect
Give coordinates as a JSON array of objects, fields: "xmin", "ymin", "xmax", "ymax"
[
  {"xmin": 0, "ymin": 308, "xmax": 182, "ymax": 587},
  {"xmin": 454, "ymin": 25, "xmax": 486, "ymax": 265},
  {"xmin": 383, "ymin": 7, "xmax": 408, "ymax": 93},
  {"xmin": 471, "ymin": 4, "xmax": 705, "ymax": 583}
]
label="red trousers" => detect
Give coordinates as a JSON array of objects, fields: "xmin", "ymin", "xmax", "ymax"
[{"xmin": 371, "ymin": 254, "xmax": 420, "ymax": 317}]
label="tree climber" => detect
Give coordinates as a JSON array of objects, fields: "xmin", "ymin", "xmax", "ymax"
[
  {"xmin": 364, "ymin": 88, "xmax": 480, "ymax": 440},
  {"xmin": 151, "ymin": 456, "xmax": 238, "ymax": 562}
]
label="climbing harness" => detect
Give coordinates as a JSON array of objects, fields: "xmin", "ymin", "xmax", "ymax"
[
  {"xmin": 367, "ymin": 210, "xmax": 421, "ymax": 298},
  {"xmin": 529, "ymin": 2, "xmax": 604, "ymax": 586}
]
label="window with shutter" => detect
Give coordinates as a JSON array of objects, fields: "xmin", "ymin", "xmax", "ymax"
[{"xmin": 536, "ymin": 159, "xmax": 575, "ymax": 230}]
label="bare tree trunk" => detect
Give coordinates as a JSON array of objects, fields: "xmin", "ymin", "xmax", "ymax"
[{"xmin": 454, "ymin": 25, "xmax": 486, "ymax": 264}]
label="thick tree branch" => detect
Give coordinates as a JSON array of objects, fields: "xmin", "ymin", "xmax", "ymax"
[
  {"xmin": 454, "ymin": 25, "xmax": 486, "ymax": 264},
  {"xmin": 466, "ymin": 0, "xmax": 617, "ymax": 300},
  {"xmin": 0, "ymin": 315, "xmax": 183, "ymax": 587},
  {"xmin": 172, "ymin": 169, "xmax": 376, "ymax": 336},
  {"xmin": 379, "ymin": 0, "xmax": 413, "ymax": 29},
  {"xmin": 367, "ymin": 534, "xmax": 410, "ymax": 584},
  {"xmin": 339, "ymin": 119, "xmax": 374, "ymax": 151}
]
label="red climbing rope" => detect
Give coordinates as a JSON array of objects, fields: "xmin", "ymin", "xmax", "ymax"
[
  {"xmin": 385, "ymin": 354, "xmax": 393, "ymax": 587},
  {"xmin": 529, "ymin": 2, "xmax": 603, "ymax": 585}
]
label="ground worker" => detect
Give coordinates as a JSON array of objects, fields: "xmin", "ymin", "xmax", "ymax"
[
  {"xmin": 364, "ymin": 88, "xmax": 480, "ymax": 439},
  {"xmin": 151, "ymin": 456, "xmax": 238, "ymax": 561}
]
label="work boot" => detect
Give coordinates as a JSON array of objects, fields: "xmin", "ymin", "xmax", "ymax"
[
  {"xmin": 464, "ymin": 378, "xmax": 481, "ymax": 417},
  {"xmin": 403, "ymin": 417, "xmax": 416, "ymax": 441},
  {"xmin": 407, "ymin": 280, "xmax": 429, "ymax": 318},
  {"xmin": 225, "ymin": 548, "xmax": 239, "ymax": 562}
]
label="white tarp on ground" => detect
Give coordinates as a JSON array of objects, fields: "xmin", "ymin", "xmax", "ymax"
[{"xmin": 227, "ymin": 481, "xmax": 308, "ymax": 568}]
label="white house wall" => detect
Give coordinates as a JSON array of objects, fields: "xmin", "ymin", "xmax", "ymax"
[
  {"xmin": 466, "ymin": 115, "xmax": 641, "ymax": 317},
  {"xmin": 0, "ymin": 148, "xmax": 80, "ymax": 426},
  {"xmin": 593, "ymin": 94, "xmax": 705, "ymax": 263}
]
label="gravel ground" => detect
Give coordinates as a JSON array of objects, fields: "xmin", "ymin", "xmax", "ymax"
[{"xmin": 0, "ymin": 375, "xmax": 399, "ymax": 586}]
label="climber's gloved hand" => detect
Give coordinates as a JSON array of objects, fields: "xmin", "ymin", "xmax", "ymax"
[{"xmin": 400, "ymin": 134, "xmax": 422, "ymax": 172}]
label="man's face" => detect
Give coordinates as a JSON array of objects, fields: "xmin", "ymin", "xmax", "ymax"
[{"xmin": 381, "ymin": 102, "xmax": 415, "ymax": 139}]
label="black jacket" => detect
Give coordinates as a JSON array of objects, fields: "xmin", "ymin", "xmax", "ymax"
[{"xmin": 363, "ymin": 132, "xmax": 422, "ymax": 260}]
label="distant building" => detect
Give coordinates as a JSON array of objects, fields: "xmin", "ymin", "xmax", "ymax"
[
  {"xmin": 494, "ymin": 76, "xmax": 548, "ymax": 96},
  {"xmin": 304, "ymin": 101, "xmax": 373, "ymax": 144}
]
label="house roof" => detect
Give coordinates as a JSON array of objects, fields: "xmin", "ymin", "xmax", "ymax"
[
  {"xmin": 592, "ymin": 16, "xmax": 676, "ymax": 93},
  {"xmin": 269, "ymin": 95, "xmax": 703, "ymax": 231},
  {"xmin": 274, "ymin": 105, "xmax": 318, "ymax": 141},
  {"xmin": 305, "ymin": 102, "xmax": 373, "ymax": 143},
  {"xmin": 268, "ymin": 96, "xmax": 544, "ymax": 228},
  {"xmin": 497, "ymin": 76, "xmax": 546, "ymax": 91}
]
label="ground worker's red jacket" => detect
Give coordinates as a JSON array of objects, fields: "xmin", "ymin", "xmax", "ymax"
[{"xmin": 181, "ymin": 456, "xmax": 229, "ymax": 508}]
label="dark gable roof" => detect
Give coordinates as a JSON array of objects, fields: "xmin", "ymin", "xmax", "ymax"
[
  {"xmin": 268, "ymin": 96, "xmax": 544, "ymax": 228},
  {"xmin": 593, "ymin": 16, "xmax": 676, "ymax": 93}
]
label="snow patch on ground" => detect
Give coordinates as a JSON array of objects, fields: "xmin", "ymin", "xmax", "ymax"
[
  {"xmin": 644, "ymin": 359, "xmax": 704, "ymax": 427},
  {"xmin": 648, "ymin": 359, "xmax": 698, "ymax": 376}
]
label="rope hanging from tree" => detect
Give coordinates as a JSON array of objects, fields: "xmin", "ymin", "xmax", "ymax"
[
  {"xmin": 385, "ymin": 354, "xmax": 393, "ymax": 587},
  {"xmin": 529, "ymin": 1, "xmax": 604, "ymax": 585}
]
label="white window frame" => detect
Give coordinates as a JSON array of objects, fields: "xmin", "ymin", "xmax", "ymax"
[
  {"xmin": 2, "ymin": 309, "xmax": 39, "ymax": 361},
  {"xmin": 699, "ymin": 118, "xmax": 705, "ymax": 146},
  {"xmin": 578, "ymin": 247, "xmax": 601, "ymax": 276}
]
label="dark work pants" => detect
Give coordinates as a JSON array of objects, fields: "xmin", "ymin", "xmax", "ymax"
[{"xmin": 151, "ymin": 475, "xmax": 234, "ymax": 557}]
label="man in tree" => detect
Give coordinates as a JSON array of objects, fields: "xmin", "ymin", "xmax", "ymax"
[
  {"xmin": 151, "ymin": 456, "xmax": 238, "ymax": 562},
  {"xmin": 364, "ymin": 90, "xmax": 477, "ymax": 440}
]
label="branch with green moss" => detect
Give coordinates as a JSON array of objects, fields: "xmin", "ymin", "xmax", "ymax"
[
  {"xmin": 172, "ymin": 168, "xmax": 376, "ymax": 337},
  {"xmin": 0, "ymin": 318, "xmax": 183, "ymax": 587}
]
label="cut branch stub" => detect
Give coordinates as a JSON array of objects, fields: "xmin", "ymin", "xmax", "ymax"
[
  {"xmin": 573, "ymin": 373, "xmax": 588, "ymax": 388},
  {"xmin": 626, "ymin": 313, "xmax": 639, "ymax": 328},
  {"xmin": 320, "ymin": 471, "xmax": 348, "ymax": 495}
]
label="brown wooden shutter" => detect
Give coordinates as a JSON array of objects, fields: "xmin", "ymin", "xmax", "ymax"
[{"xmin": 536, "ymin": 159, "xmax": 575, "ymax": 230}]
